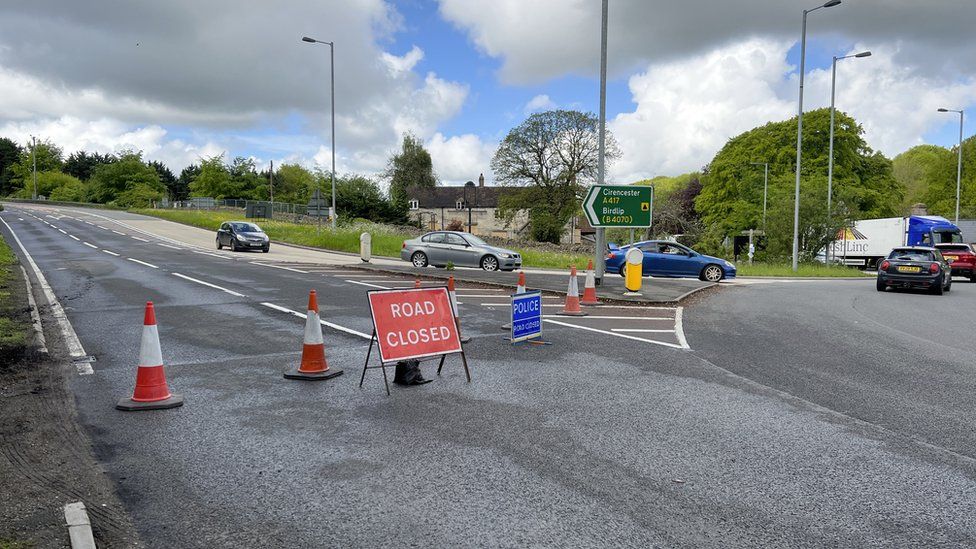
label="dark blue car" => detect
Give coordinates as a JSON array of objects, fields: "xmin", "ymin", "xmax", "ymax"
[{"xmin": 606, "ymin": 240, "xmax": 736, "ymax": 282}]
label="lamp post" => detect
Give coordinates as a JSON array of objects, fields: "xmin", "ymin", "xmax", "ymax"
[
  {"xmin": 302, "ymin": 36, "xmax": 336, "ymax": 231},
  {"xmin": 827, "ymin": 50, "xmax": 870, "ymax": 262},
  {"xmin": 463, "ymin": 181, "xmax": 475, "ymax": 233},
  {"xmin": 751, "ymin": 162, "xmax": 769, "ymax": 230},
  {"xmin": 792, "ymin": 0, "xmax": 842, "ymax": 272},
  {"xmin": 593, "ymin": 0, "xmax": 609, "ymax": 284},
  {"xmin": 31, "ymin": 135, "xmax": 37, "ymax": 200},
  {"xmin": 938, "ymin": 108, "xmax": 965, "ymax": 224}
]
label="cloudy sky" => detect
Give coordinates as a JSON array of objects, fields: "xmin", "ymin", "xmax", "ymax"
[{"xmin": 1, "ymin": 0, "xmax": 974, "ymax": 185}]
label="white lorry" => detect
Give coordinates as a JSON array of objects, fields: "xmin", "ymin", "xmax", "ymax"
[{"xmin": 828, "ymin": 215, "xmax": 963, "ymax": 268}]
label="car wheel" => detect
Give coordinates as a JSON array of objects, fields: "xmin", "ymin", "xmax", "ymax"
[
  {"xmin": 876, "ymin": 279, "xmax": 886, "ymax": 292},
  {"xmin": 931, "ymin": 281, "xmax": 944, "ymax": 295},
  {"xmin": 970, "ymin": 274, "xmax": 976, "ymax": 283},
  {"xmin": 481, "ymin": 255, "xmax": 499, "ymax": 272},
  {"xmin": 411, "ymin": 251, "xmax": 429, "ymax": 268},
  {"xmin": 262, "ymin": 246, "xmax": 269, "ymax": 253},
  {"xmin": 216, "ymin": 238, "xmax": 223, "ymax": 250},
  {"xmin": 945, "ymin": 278, "xmax": 952, "ymax": 292},
  {"xmin": 700, "ymin": 264, "xmax": 723, "ymax": 282}
]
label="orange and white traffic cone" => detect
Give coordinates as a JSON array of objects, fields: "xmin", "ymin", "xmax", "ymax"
[
  {"xmin": 414, "ymin": 278, "xmax": 421, "ymax": 289},
  {"xmin": 116, "ymin": 302, "xmax": 184, "ymax": 411},
  {"xmin": 557, "ymin": 266, "xmax": 587, "ymax": 316},
  {"xmin": 448, "ymin": 276, "xmax": 471, "ymax": 343},
  {"xmin": 581, "ymin": 260, "xmax": 600, "ymax": 306},
  {"xmin": 284, "ymin": 290, "xmax": 343, "ymax": 381},
  {"xmin": 502, "ymin": 271, "xmax": 527, "ymax": 330}
]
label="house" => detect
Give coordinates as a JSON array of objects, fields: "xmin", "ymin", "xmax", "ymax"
[{"xmin": 405, "ymin": 173, "xmax": 591, "ymax": 243}]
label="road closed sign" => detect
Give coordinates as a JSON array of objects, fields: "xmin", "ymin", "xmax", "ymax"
[{"xmin": 367, "ymin": 287, "xmax": 463, "ymax": 363}]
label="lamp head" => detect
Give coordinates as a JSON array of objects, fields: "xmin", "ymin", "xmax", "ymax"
[
  {"xmin": 301, "ymin": 36, "xmax": 316, "ymax": 43},
  {"xmin": 938, "ymin": 108, "xmax": 949, "ymax": 112},
  {"xmin": 823, "ymin": 0, "xmax": 841, "ymax": 7},
  {"xmin": 855, "ymin": 51, "xmax": 872, "ymax": 58}
]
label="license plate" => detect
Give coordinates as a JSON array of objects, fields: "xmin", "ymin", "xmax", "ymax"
[
  {"xmin": 897, "ymin": 266, "xmax": 921, "ymax": 273},
  {"xmin": 946, "ymin": 255, "xmax": 958, "ymax": 262},
  {"xmin": 250, "ymin": 242, "xmax": 262, "ymax": 247}
]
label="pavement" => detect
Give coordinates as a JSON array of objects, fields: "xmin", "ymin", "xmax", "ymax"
[{"xmin": 4, "ymin": 201, "xmax": 976, "ymax": 547}]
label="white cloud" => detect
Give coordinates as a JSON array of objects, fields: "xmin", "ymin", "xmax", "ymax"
[
  {"xmin": 426, "ymin": 132, "xmax": 496, "ymax": 184},
  {"xmin": 381, "ymin": 46, "xmax": 425, "ymax": 75},
  {"xmin": 524, "ymin": 94, "xmax": 556, "ymax": 114}
]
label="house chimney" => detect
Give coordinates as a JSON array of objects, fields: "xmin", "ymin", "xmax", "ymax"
[
  {"xmin": 910, "ymin": 203, "xmax": 928, "ymax": 216},
  {"xmin": 479, "ymin": 173, "xmax": 485, "ymax": 187}
]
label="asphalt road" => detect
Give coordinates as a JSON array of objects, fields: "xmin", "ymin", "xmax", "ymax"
[{"xmin": 3, "ymin": 203, "xmax": 976, "ymax": 548}]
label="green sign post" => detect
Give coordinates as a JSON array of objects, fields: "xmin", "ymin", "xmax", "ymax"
[{"xmin": 583, "ymin": 185, "xmax": 653, "ymax": 228}]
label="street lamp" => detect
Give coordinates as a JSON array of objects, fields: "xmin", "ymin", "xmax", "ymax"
[
  {"xmin": 302, "ymin": 35, "xmax": 337, "ymax": 231},
  {"xmin": 827, "ymin": 50, "xmax": 870, "ymax": 262},
  {"xmin": 463, "ymin": 181, "xmax": 475, "ymax": 233},
  {"xmin": 30, "ymin": 135, "xmax": 37, "ymax": 200},
  {"xmin": 751, "ymin": 162, "xmax": 769, "ymax": 230},
  {"xmin": 792, "ymin": 0, "xmax": 842, "ymax": 272},
  {"xmin": 938, "ymin": 108, "xmax": 965, "ymax": 224}
]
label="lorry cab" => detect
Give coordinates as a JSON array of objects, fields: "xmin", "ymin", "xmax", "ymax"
[{"xmin": 908, "ymin": 216, "xmax": 964, "ymax": 247}]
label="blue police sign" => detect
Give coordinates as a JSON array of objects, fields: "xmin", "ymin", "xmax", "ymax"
[{"xmin": 511, "ymin": 291, "xmax": 543, "ymax": 343}]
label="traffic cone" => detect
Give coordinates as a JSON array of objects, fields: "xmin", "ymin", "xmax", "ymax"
[
  {"xmin": 116, "ymin": 302, "xmax": 184, "ymax": 411},
  {"xmin": 580, "ymin": 260, "xmax": 600, "ymax": 306},
  {"xmin": 284, "ymin": 290, "xmax": 343, "ymax": 381},
  {"xmin": 448, "ymin": 276, "xmax": 471, "ymax": 343},
  {"xmin": 414, "ymin": 278, "xmax": 421, "ymax": 289},
  {"xmin": 556, "ymin": 266, "xmax": 587, "ymax": 316},
  {"xmin": 502, "ymin": 271, "xmax": 527, "ymax": 330}
]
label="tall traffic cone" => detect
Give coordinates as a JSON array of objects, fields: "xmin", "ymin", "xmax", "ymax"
[
  {"xmin": 414, "ymin": 278, "xmax": 422, "ymax": 289},
  {"xmin": 116, "ymin": 302, "xmax": 184, "ymax": 411},
  {"xmin": 580, "ymin": 260, "xmax": 600, "ymax": 306},
  {"xmin": 502, "ymin": 271, "xmax": 527, "ymax": 330},
  {"xmin": 448, "ymin": 276, "xmax": 471, "ymax": 343},
  {"xmin": 284, "ymin": 290, "xmax": 343, "ymax": 381},
  {"xmin": 556, "ymin": 266, "xmax": 587, "ymax": 316}
]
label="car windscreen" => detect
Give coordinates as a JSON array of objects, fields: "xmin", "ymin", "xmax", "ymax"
[
  {"xmin": 888, "ymin": 250, "xmax": 934, "ymax": 261},
  {"xmin": 937, "ymin": 244, "xmax": 971, "ymax": 252},
  {"xmin": 463, "ymin": 235, "xmax": 488, "ymax": 247},
  {"xmin": 232, "ymin": 223, "xmax": 261, "ymax": 232}
]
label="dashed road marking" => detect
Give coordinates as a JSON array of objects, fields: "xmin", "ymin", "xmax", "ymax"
[
  {"xmin": 83, "ymin": 242, "xmax": 98, "ymax": 249},
  {"xmin": 251, "ymin": 262, "xmax": 309, "ymax": 273},
  {"xmin": 127, "ymin": 258, "xmax": 159, "ymax": 269},
  {"xmin": 102, "ymin": 250, "xmax": 120, "ymax": 257},
  {"xmin": 260, "ymin": 302, "xmax": 371, "ymax": 340},
  {"xmin": 58, "ymin": 228, "xmax": 67, "ymax": 234},
  {"xmin": 131, "ymin": 236, "xmax": 150, "ymax": 242},
  {"xmin": 345, "ymin": 279, "xmax": 389, "ymax": 289},
  {"xmin": 172, "ymin": 272, "xmax": 246, "ymax": 297},
  {"xmin": 111, "ymin": 230, "xmax": 126, "ymax": 235},
  {"xmin": 157, "ymin": 243, "xmax": 181, "ymax": 250},
  {"xmin": 68, "ymin": 235, "xmax": 80, "ymax": 241}
]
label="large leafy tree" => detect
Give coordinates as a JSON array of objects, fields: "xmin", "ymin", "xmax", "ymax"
[
  {"xmin": 11, "ymin": 140, "xmax": 63, "ymax": 195},
  {"xmin": 385, "ymin": 133, "xmax": 437, "ymax": 209},
  {"xmin": 148, "ymin": 160, "xmax": 178, "ymax": 200},
  {"xmin": 921, "ymin": 135, "xmax": 976, "ymax": 218},
  {"xmin": 272, "ymin": 164, "xmax": 316, "ymax": 204},
  {"xmin": 335, "ymin": 174, "xmax": 404, "ymax": 223},
  {"xmin": 228, "ymin": 156, "xmax": 264, "ymax": 199},
  {"xmin": 492, "ymin": 109, "xmax": 619, "ymax": 243},
  {"xmin": 174, "ymin": 164, "xmax": 199, "ymax": 201},
  {"xmin": 893, "ymin": 144, "xmax": 953, "ymax": 211},
  {"xmin": 695, "ymin": 108, "xmax": 901, "ymax": 259},
  {"xmin": 63, "ymin": 151, "xmax": 117, "ymax": 181},
  {"xmin": 189, "ymin": 155, "xmax": 234, "ymax": 198},
  {"xmin": 0, "ymin": 137, "xmax": 22, "ymax": 197},
  {"xmin": 87, "ymin": 151, "xmax": 164, "ymax": 205}
]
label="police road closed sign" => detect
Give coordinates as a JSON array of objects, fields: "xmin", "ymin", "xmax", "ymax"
[
  {"xmin": 367, "ymin": 287, "xmax": 462, "ymax": 363},
  {"xmin": 511, "ymin": 291, "xmax": 543, "ymax": 343}
]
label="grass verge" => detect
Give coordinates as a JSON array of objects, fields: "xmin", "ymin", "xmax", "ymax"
[
  {"xmin": 0, "ymin": 233, "xmax": 30, "ymax": 356},
  {"xmin": 737, "ymin": 262, "xmax": 872, "ymax": 277},
  {"xmin": 131, "ymin": 208, "xmax": 595, "ymax": 269}
]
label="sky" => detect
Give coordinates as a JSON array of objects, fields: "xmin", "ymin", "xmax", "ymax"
[{"xmin": 0, "ymin": 0, "xmax": 974, "ymax": 187}]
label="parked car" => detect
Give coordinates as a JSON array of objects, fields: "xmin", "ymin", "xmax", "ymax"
[
  {"xmin": 401, "ymin": 231, "xmax": 521, "ymax": 272},
  {"xmin": 876, "ymin": 247, "xmax": 951, "ymax": 294},
  {"xmin": 605, "ymin": 240, "xmax": 736, "ymax": 282},
  {"xmin": 934, "ymin": 243, "xmax": 976, "ymax": 281},
  {"xmin": 216, "ymin": 221, "xmax": 270, "ymax": 252}
]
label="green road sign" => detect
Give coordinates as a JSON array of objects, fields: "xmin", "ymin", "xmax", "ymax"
[{"xmin": 583, "ymin": 185, "xmax": 653, "ymax": 228}]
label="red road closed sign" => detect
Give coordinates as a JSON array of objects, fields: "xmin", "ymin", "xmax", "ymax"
[{"xmin": 367, "ymin": 287, "xmax": 462, "ymax": 363}]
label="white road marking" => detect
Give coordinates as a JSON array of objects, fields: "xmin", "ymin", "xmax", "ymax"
[
  {"xmin": 58, "ymin": 228, "xmax": 67, "ymax": 234},
  {"xmin": 610, "ymin": 328, "xmax": 675, "ymax": 333},
  {"xmin": 250, "ymin": 262, "xmax": 308, "ymax": 273},
  {"xmin": 127, "ymin": 258, "xmax": 159, "ymax": 269},
  {"xmin": 131, "ymin": 236, "xmax": 150, "ymax": 242},
  {"xmin": 84, "ymin": 221, "xmax": 94, "ymax": 225},
  {"xmin": 17, "ymin": 217, "xmax": 23, "ymax": 221},
  {"xmin": 157, "ymin": 243, "xmax": 181, "ymax": 250},
  {"xmin": 543, "ymin": 318, "xmax": 685, "ymax": 350},
  {"xmin": 261, "ymin": 302, "xmax": 371, "ymax": 340},
  {"xmin": 102, "ymin": 250, "xmax": 120, "ymax": 256},
  {"xmin": 97, "ymin": 225, "xmax": 110, "ymax": 230},
  {"xmin": 541, "ymin": 314, "xmax": 674, "ymax": 320},
  {"xmin": 111, "ymin": 230, "xmax": 126, "ymax": 235},
  {"xmin": 674, "ymin": 307, "xmax": 690, "ymax": 350},
  {"xmin": 191, "ymin": 250, "xmax": 233, "ymax": 260},
  {"xmin": 346, "ymin": 279, "xmax": 389, "ymax": 289},
  {"xmin": 172, "ymin": 272, "xmax": 246, "ymax": 297},
  {"xmin": 83, "ymin": 242, "xmax": 98, "ymax": 249},
  {"xmin": 68, "ymin": 235, "xmax": 80, "ymax": 241},
  {"xmin": 461, "ymin": 294, "xmax": 560, "ymax": 299},
  {"xmin": 19, "ymin": 265, "xmax": 47, "ymax": 354},
  {"xmin": 0, "ymin": 217, "xmax": 92, "ymax": 374}
]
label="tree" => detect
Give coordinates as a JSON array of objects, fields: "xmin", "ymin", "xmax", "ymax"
[
  {"xmin": 0, "ymin": 137, "xmax": 22, "ymax": 197},
  {"xmin": 228, "ymin": 156, "xmax": 263, "ymax": 199},
  {"xmin": 492, "ymin": 109, "xmax": 619, "ymax": 243},
  {"xmin": 650, "ymin": 175, "xmax": 703, "ymax": 239},
  {"xmin": 87, "ymin": 151, "xmax": 164, "ymax": 204},
  {"xmin": 63, "ymin": 151, "xmax": 116, "ymax": 181},
  {"xmin": 148, "ymin": 160, "xmax": 178, "ymax": 200},
  {"xmin": 189, "ymin": 155, "xmax": 234, "ymax": 198},
  {"xmin": 15, "ymin": 171, "xmax": 85, "ymax": 201},
  {"xmin": 333, "ymin": 174, "xmax": 403, "ymax": 223},
  {"xmin": 385, "ymin": 133, "xmax": 437, "ymax": 209},
  {"xmin": 10, "ymin": 140, "xmax": 63, "ymax": 194},
  {"xmin": 174, "ymin": 164, "xmax": 199, "ymax": 201},
  {"xmin": 921, "ymin": 135, "xmax": 976, "ymax": 218},
  {"xmin": 893, "ymin": 145, "xmax": 952, "ymax": 212}
]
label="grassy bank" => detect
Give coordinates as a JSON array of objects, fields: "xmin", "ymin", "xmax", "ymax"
[
  {"xmin": 737, "ymin": 262, "xmax": 871, "ymax": 277},
  {"xmin": 0, "ymin": 234, "xmax": 30, "ymax": 355},
  {"xmin": 132, "ymin": 208, "xmax": 594, "ymax": 269}
]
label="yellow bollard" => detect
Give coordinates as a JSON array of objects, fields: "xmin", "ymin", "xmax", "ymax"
[{"xmin": 624, "ymin": 247, "xmax": 643, "ymax": 295}]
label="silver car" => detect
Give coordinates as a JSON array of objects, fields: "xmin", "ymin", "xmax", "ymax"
[{"xmin": 401, "ymin": 231, "xmax": 522, "ymax": 272}]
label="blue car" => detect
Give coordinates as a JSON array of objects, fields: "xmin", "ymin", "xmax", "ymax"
[{"xmin": 605, "ymin": 240, "xmax": 736, "ymax": 282}]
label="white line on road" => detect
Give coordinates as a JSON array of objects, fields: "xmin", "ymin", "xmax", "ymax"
[
  {"xmin": 260, "ymin": 302, "xmax": 371, "ymax": 340},
  {"xmin": 610, "ymin": 328, "xmax": 675, "ymax": 333},
  {"xmin": 84, "ymin": 221, "xmax": 94, "ymax": 225},
  {"xmin": 191, "ymin": 250, "xmax": 233, "ymax": 260},
  {"xmin": 127, "ymin": 258, "xmax": 159, "ymax": 269},
  {"xmin": 131, "ymin": 236, "xmax": 150, "ymax": 242},
  {"xmin": 157, "ymin": 243, "xmax": 181, "ymax": 250},
  {"xmin": 250, "ymin": 262, "xmax": 309, "ymax": 273},
  {"xmin": 111, "ymin": 230, "xmax": 126, "ymax": 235},
  {"xmin": 58, "ymin": 228, "xmax": 67, "ymax": 234},
  {"xmin": 345, "ymin": 279, "xmax": 389, "ymax": 289},
  {"xmin": 83, "ymin": 242, "xmax": 98, "ymax": 249},
  {"xmin": 541, "ymin": 314, "xmax": 675, "ymax": 320},
  {"xmin": 17, "ymin": 217, "xmax": 23, "ymax": 221},
  {"xmin": 674, "ymin": 307, "xmax": 690, "ymax": 350},
  {"xmin": 19, "ymin": 265, "xmax": 47, "ymax": 354},
  {"xmin": 172, "ymin": 272, "xmax": 246, "ymax": 297},
  {"xmin": 68, "ymin": 235, "xmax": 80, "ymax": 241},
  {"xmin": 102, "ymin": 250, "xmax": 120, "ymax": 256},
  {"xmin": 543, "ymin": 318, "xmax": 684, "ymax": 350},
  {"xmin": 0, "ymin": 217, "xmax": 92, "ymax": 374},
  {"xmin": 97, "ymin": 225, "xmax": 110, "ymax": 230}
]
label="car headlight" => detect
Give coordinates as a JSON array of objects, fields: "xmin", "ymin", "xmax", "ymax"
[
  {"xmin": 724, "ymin": 260, "xmax": 735, "ymax": 268},
  {"xmin": 499, "ymin": 253, "xmax": 511, "ymax": 258}
]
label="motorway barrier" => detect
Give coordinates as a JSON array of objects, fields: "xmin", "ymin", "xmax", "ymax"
[
  {"xmin": 581, "ymin": 259, "xmax": 601, "ymax": 306},
  {"xmin": 284, "ymin": 290, "xmax": 343, "ymax": 381},
  {"xmin": 116, "ymin": 302, "xmax": 184, "ymax": 411},
  {"xmin": 624, "ymin": 247, "xmax": 643, "ymax": 295},
  {"xmin": 361, "ymin": 287, "xmax": 469, "ymax": 395},
  {"xmin": 556, "ymin": 266, "xmax": 587, "ymax": 317},
  {"xmin": 448, "ymin": 276, "xmax": 471, "ymax": 344}
]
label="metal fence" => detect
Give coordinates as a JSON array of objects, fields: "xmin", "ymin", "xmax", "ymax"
[{"xmin": 169, "ymin": 198, "xmax": 310, "ymax": 216}]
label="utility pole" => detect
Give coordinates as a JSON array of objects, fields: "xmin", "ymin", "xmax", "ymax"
[
  {"xmin": 269, "ymin": 159, "xmax": 274, "ymax": 208},
  {"xmin": 594, "ymin": 0, "xmax": 609, "ymax": 284},
  {"xmin": 31, "ymin": 135, "xmax": 37, "ymax": 200}
]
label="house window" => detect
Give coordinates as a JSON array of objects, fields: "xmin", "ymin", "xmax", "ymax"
[
  {"xmin": 408, "ymin": 199, "xmax": 419, "ymax": 210},
  {"xmin": 456, "ymin": 200, "xmax": 464, "ymax": 210}
]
